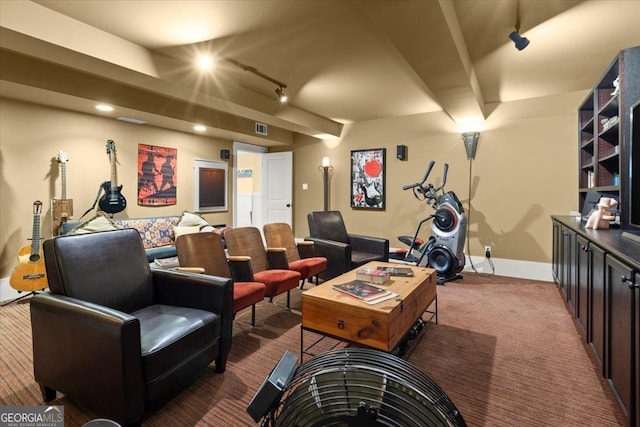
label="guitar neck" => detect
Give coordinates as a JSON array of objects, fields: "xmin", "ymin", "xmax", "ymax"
[
  {"xmin": 31, "ymin": 213, "xmax": 41, "ymax": 256},
  {"xmin": 110, "ymin": 151, "xmax": 118, "ymax": 188},
  {"xmin": 61, "ymin": 162, "xmax": 67, "ymax": 200}
]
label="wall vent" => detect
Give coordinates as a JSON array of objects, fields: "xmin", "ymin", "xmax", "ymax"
[{"xmin": 255, "ymin": 122, "xmax": 268, "ymax": 135}]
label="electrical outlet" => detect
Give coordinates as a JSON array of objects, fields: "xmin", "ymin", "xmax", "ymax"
[{"xmin": 485, "ymin": 246, "xmax": 492, "ymax": 258}]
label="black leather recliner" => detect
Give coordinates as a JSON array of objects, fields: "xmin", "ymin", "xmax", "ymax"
[
  {"xmin": 306, "ymin": 211, "xmax": 389, "ymax": 280},
  {"xmin": 31, "ymin": 228, "xmax": 233, "ymax": 426}
]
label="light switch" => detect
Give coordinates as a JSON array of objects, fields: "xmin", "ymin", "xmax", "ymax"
[{"xmin": 302, "ymin": 183, "xmax": 309, "ymax": 190}]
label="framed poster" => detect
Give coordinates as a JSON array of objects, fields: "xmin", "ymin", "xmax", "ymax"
[
  {"xmin": 137, "ymin": 144, "xmax": 177, "ymax": 206},
  {"xmin": 351, "ymin": 148, "xmax": 385, "ymax": 209},
  {"xmin": 193, "ymin": 159, "xmax": 228, "ymax": 212}
]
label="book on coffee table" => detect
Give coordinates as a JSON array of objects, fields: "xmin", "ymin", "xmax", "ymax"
[
  {"xmin": 356, "ymin": 268, "xmax": 391, "ymax": 284},
  {"xmin": 333, "ymin": 280, "xmax": 390, "ymax": 301},
  {"xmin": 376, "ymin": 266, "xmax": 414, "ymax": 277}
]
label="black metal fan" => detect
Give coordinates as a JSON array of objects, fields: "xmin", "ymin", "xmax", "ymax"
[{"xmin": 250, "ymin": 348, "xmax": 466, "ymax": 427}]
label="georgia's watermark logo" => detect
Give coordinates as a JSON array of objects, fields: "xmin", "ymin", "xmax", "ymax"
[{"xmin": 0, "ymin": 405, "xmax": 64, "ymax": 427}]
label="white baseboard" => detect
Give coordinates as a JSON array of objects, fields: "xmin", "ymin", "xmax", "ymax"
[
  {"xmin": 464, "ymin": 256, "xmax": 554, "ymax": 282},
  {"xmin": 0, "ymin": 277, "xmax": 21, "ymax": 304},
  {"xmin": 0, "ymin": 256, "xmax": 554, "ymax": 303}
]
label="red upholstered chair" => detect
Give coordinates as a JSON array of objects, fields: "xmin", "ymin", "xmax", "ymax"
[
  {"xmin": 263, "ymin": 222, "xmax": 327, "ymax": 289},
  {"xmin": 224, "ymin": 226, "xmax": 301, "ymax": 308},
  {"xmin": 176, "ymin": 232, "xmax": 266, "ymax": 326}
]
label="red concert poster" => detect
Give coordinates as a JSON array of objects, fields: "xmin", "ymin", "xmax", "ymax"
[{"xmin": 137, "ymin": 144, "xmax": 177, "ymax": 206}]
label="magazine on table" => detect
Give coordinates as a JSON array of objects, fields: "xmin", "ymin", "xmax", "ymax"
[
  {"xmin": 154, "ymin": 256, "xmax": 179, "ymax": 268},
  {"xmin": 333, "ymin": 280, "xmax": 391, "ymax": 301}
]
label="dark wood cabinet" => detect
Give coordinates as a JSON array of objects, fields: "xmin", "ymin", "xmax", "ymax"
[
  {"xmin": 558, "ymin": 225, "xmax": 576, "ymax": 313},
  {"xmin": 552, "ymin": 216, "xmax": 639, "ymax": 427},
  {"xmin": 635, "ymin": 271, "xmax": 639, "ymax": 427},
  {"xmin": 590, "ymin": 242, "xmax": 607, "ymax": 372},
  {"xmin": 576, "ymin": 234, "xmax": 591, "ymax": 336},
  {"xmin": 606, "ymin": 255, "xmax": 635, "ymax": 424},
  {"xmin": 556, "ymin": 45, "xmax": 640, "ymax": 427},
  {"xmin": 552, "ymin": 220, "xmax": 561, "ymax": 282}
]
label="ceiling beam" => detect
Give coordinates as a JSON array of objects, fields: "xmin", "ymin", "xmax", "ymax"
[
  {"xmin": 0, "ymin": 1, "xmax": 343, "ymax": 142},
  {"xmin": 361, "ymin": 0, "xmax": 486, "ymax": 125}
]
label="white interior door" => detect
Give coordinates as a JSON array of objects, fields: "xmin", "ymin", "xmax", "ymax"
[{"xmin": 261, "ymin": 151, "xmax": 293, "ymax": 226}]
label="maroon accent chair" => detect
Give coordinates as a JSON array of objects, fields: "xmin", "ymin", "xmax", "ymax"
[
  {"xmin": 224, "ymin": 226, "xmax": 301, "ymax": 308},
  {"xmin": 263, "ymin": 222, "xmax": 327, "ymax": 288},
  {"xmin": 32, "ymin": 228, "xmax": 233, "ymax": 426},
  {"xmin": 175, "ymin": 231, "xmax": 266, "ymax": 326}
]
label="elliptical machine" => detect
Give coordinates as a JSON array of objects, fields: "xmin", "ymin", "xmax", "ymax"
[{"xmin": 397, "ymin": 161, "xmax": 467, "ymax": 285}]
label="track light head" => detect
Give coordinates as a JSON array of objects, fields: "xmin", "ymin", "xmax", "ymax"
[
  {"xmin": 509, "ymin": 30, "xmax": 530, "ymax": 51},
  {"xmin": 276, "ymin": 87, "xmax": 288, "ymax": 103}
]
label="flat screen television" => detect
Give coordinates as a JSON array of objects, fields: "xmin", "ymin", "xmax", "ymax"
[{"xmin": 623, "ymin": 100, "xmax": 640, "ymax": 242}]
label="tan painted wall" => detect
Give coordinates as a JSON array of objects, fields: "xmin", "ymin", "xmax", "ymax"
[
  {"xmin": 0, "ymin": 97, "xmax": 233, "ymax": 277},
  {"xmin": 1, "ymin": 89, "xmax": 583, "ymax": 278},
  {"xmin": 291, "ymin": 91, "xmax": 584, "ymax": 264}
]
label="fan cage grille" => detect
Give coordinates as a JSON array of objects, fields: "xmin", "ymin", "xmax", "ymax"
[{"xmin": 269, "ymin": 348, "xmax": 465, "ymax": 427}]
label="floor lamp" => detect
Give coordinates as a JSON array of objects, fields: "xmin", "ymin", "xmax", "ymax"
[{"xmin": 319, "ymin": 157, "xmax": 334, "ymax": 211}]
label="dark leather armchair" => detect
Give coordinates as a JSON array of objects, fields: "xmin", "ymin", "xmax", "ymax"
[
  {"xmin": 306, "ymin": 211, "xmax": 389, "ymax": 280},
  {"xmin": 31, "ymin": 229, "xmax": 233, "ymax": 426}
]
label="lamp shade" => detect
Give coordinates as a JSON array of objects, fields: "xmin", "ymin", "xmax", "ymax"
[
  {"xmin": 509, "ymin": 31, "xmax": 530, "ymax": 51},
  {"xmin": 462, "ymin": 132, "xmax": 480, "ymax": 160}
]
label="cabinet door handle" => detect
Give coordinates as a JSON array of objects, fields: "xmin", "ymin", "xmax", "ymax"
[
  {"xmin": 581, "ymin": 245, "xmax": 591, "ymax": 252},
  {"xmin": 621, "ymin": 275, "xmax": 638, "ymax": 289}
]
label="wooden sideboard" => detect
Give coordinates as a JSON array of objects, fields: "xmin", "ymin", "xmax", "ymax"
[{"xmin": 552, "ymin": 215, "xmax": 639, "ymax": 427}]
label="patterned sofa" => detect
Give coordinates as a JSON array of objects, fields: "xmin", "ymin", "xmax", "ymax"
[{"xmin": 60, "ymin": 215, "xmax": 181, "ymax": 262}]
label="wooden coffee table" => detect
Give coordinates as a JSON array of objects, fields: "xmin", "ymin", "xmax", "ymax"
[{"xmin": 300, "ymin": 261, "xmax": 437, "ymax": 360}]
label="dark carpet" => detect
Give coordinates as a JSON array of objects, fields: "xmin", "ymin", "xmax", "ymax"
[{"xmin": 0, "ymin": 273, "xmax": 624, "ymax": 426}]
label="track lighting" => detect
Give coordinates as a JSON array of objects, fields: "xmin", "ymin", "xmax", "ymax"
[
  {"xmin": 224, "ymin": 57, "xmax": 289, "ymax": 103},
  {"xmin": 510, "ymin": 0, "xmax": 529, "ymax": 51},
  {"xmin": 276, "ymin": 86, "xmax": 288, "ymax": 103},
  {"xmin": 509, "ymin": 30, "xmax": 530, "ymax": 51}
]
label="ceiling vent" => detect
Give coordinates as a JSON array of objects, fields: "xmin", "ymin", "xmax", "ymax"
[
  {"xmin": 117, "ymin": 116, "xmax": 147, "ymax": 125},
  {"xmin": 255, "ymin": 122, "xmax": 268, "ymax": 135}
]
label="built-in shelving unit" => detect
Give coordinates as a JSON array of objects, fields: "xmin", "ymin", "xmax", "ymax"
[
  {"xmin": 578, "ymin": 47, "xmax": 640, "ymax": 220},
  {"xmin": 565, "ymin": 46, "xmax": 640, "ymax": 427}
]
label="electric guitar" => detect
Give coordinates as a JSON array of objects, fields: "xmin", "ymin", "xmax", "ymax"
[
  {"xmin": 10, "ymin": 201, "xmax": 48, "ymax": 292},
  {"xmin": 98, "ymin": 140, "xmax": 126, "ymax": 214},
  {"xmin": 52, "ymin": 151, "xmax": 74, "ymax": 234}
]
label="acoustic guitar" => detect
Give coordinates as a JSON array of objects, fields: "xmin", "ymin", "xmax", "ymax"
[
  {"xmin": 52, "ymin": 151, "xmax": 74, "ymax": 234},
  {"xmin": 10, "ymin": 201, "xmax": 48, "ymax": 292},
  {"xmin": 98, "ymin": 139, "xmax": 126, "ymax": 214}
]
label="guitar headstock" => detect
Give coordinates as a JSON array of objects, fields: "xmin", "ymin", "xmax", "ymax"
[
  {"xmin": 106, "ymin": 140, "xmax": 117, "ymax": 154},
  {"xmin": 33, "ymin": 200, "xmax": 43, "ymax": 215},
  {"xmin": 56, "ymin": 151, "xmax": 69, "ymax": 163}
]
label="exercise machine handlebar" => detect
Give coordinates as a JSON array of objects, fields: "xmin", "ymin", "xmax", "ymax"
[
  {"xmin": 402, "ymin": 161, "xmax": 449, "ymax": 202},
  {"xmin": 402, "ymin": 160, "xmax": 434, "ymax": 190}
]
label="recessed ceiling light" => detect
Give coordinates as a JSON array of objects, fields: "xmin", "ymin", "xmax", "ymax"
[
  {"xmin": 193, "ymin": 124, "xmax": 206, "ymax": 132},
  {"xmin": 96, "ymin": 104, "xmax": 114, "ymax": 112},
  {"xmin": 197, "ymin": 55, "xmax": 213, "ymax": 71}
]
